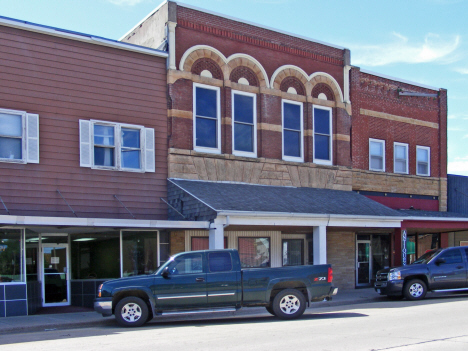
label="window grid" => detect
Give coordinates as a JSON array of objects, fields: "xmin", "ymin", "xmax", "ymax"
[
  {"xmin": 369, "ymin": 138, "xmax": 385, "ymax": 172},
  {"xmin": 313, "ymin": 105, "xmax": 332, "ymax": 165},
  {"xmin": 394, "ymin": 142, "xmax": 409, "ymax": 174},
  {"xmin": 193, "ymin": 83, "xmax": 221, "ymax": 154},
  {"xmin": 416, "ymin": 146, "xmax": 430, "ymax": 176},
  {"xmin": 232, "ymin": 90, "xmax": 257, "ymax": 158},
  {"xmin": 0, "ymin": 109, "xmax": 26, "ymax": 163},
  {"xmin": 282, "ymin": 99, "xmax": 304, "ymax": 162}
]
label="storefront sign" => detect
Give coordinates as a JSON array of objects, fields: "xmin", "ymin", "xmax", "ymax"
[
  {"xmin": 51, "ymin": 257, "xmax": 60, "ymax": 264},
  {"xmin": 402, "ymin": 230, "xmax": 407, "ymax": 266}
]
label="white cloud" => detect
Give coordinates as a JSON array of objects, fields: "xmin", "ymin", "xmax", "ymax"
[
  {"xmin": 106, "ymin": 0, "xmax": 146, "ymax": 5},
  {"xmin": 351, "ymin": 32, "xmax": 460, "ymax": 66},
  {"xmin": 455, "ymin": 67, "xmax": 468, "ymax": 74},
  {"xmin": 448, "ymin": 160, "xmax": 468, "ymax": 176}
]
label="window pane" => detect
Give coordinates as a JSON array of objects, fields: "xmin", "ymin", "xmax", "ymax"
[
  {"xmin": 315, "ymin": 134, "xmax": 330, "ymax": 160},
  {"xmin": 284, "ymin": 130, "xmax": 301, "ymax": 157},
  {"xmin": 395, "ymin": 145, "xmax": 406, "ymax": 159},
  {"xmin": 282, "ymin": 239, "xmax": 303, "ymax": 266},
  {"xmin": 121, "ymin": 150, "xmax": 141, "ymax": 169},
  {"xmin": 234, "ymin": 94, "xmax": 254, "ymax": 124},
  {"xmin": 234, "ymin": 123, "xmax": 253, "ymax": 152},
  {"xmin": 370, "ymin": 141, "xmax": 383, "ymax": 156},
  {"xmin": 395, "ymin": 159, "xmax": 407, "ymax": 173},
  {"xmin": 196, "ymin": 117, "xmax": 217, "ymax": 148},
  {"xmin": 196, "ymin": 87, "xmax": 217, "ymax": 118},
  {"xmin": 238, "ymin": 237, "xmax": 270, "ymax": 268},
  {"xmin": 418, "ymin": 163, "xmax": 428, "ymax": 175},
  {"xmin": 438, "ymin": 250, "xmax": 462, "ymax": 264},
  {"xmin": 0, "ymin": 114, "xmax": 22, "ymax": 137},
  {"xmin": 94, "ymin": 147, "xmax": 114, "ymax": 167},
  {"xmin": 159, "ymin": 232, "xmax": 171, "ymax": 265},
  {"xmin": 370, "ymin": 156, "xmax": 383, "ymax": 170},
  {"xmin": 94, "ymin": 125, "xmax": 115, "ymax": 146},
  {"xmin": 71, "ymin": 232, "xmax": 120, "ymax": 279},
  {"xmin": 283, "ymin": 103, "xmax": 301, "ymax": 130},
  {"xmin": 121, "ymin": 128, "xmax": 140, "ymax": 148},
  {"xmin": 417, "ymin": 148, "xmax": 428, "ymax": 162},
  {"xmin": 122, "ymin": 231, "xmax": 159, "ymax": 277},
  {"xmin": 0, "ymin": 229, "xmax": 24, "ymax": 282},
  {"xmin": 168, "ymin": 253, "xmax": 203, "ymax": 275},
  {"xmin": 208, "ymin": 252, "xmax": 232, "ymax": 272},
  {"xmin": 314, "ymin": 108, "xmax": 330, "ymax": 135},
  {"xmin": 0, "ymin": 137, "xmax": 22, "ymax": 160}
]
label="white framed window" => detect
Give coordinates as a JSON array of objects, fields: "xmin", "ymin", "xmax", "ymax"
[
  {"xmin": 232, "ymin": 90, "xmax": 257, "ymax": 157},
  {"xmin": 369, "ymin": 138, "xmax": 385, "ymax": 172},
  {"xmin": 282, "ymin": 99, "xmax": 304, "ymax": 162},
  {"xmin": 0, "ymin": 108, "xmax": 39, "ymax": 164},
  {"xmin": 79, "ymin": 120, "xmax": 155, "ymax": 172},
  {"xmin": 193, "ymin": 83, "xmax": 221, "ymax": 154},
  {"xmin": 313, "ymin": 105, "xmax": 332, "ymax": 165},
  {"xmin": 394, "ymin": 142, "xmax": 409, "ymax": 174},
  {"xmin": 416, "ymin": 145, "xmax": 430, "ymax": 176}
]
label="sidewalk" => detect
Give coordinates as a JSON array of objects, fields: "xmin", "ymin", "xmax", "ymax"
[{"xmin": 0, "ymin": 288, "xmax": 384, "ymax": 334}]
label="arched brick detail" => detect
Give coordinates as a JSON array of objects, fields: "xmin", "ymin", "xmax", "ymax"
[
  {"xmin": 312, "ymin": 83, "xmax": 335, "ymax": 101},
  {"xmin": 272, "ymin": 67, "xmax": 308, "ymax": 91},
  {"xmin": 310, "ymin": 74, "xmax": 342, "ymax": 102},
  {"xmin": 280, "ymin": 76, "xmax": 305, "ymax": 95},
  {"xmin": 227, "ymin": 57, "xmax": 267, "ymax": 87},
  {"xmin": 229, "ymin": 66, "xmax": 259, "ymax": 86},
  {"xmin": 182, "ymin": 48, "xmax": 226, "ymax": 78},
  {"xmin": 191, "ymin": 58, "xmax": 223, "ymax": 80}
]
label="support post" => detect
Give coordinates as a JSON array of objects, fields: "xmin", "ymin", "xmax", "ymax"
[
  {"xmin": 313, "ymin": 225, "xmax": 327, "ymax": 265},
  {"xmin": 209, "ymin": 218, "xmax": 225, "ymax": 249},
  {"xmin": 167, "ymin": 21, "xmax": 177, "ymax": 70}
]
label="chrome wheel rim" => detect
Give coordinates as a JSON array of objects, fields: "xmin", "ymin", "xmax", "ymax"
[
  {"xmin": 409, "ymin": 283, "xmax": 424, "ymax": 297},
  {"xmin": 121, "ymin": 303, "xmax": 142, "ymax": 322},
  {"xmin": 279, "ymin": 294, "xmax": 300, "ymax": 314}
]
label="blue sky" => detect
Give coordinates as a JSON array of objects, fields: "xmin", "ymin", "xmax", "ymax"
[{"xmin": 1, "ymin": 0, "xmax": 467, "ymax": 175}]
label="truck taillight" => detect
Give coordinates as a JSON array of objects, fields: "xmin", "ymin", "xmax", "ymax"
[{"xmin": 327, "ymin": 267, "xmax": 333, "ymax": 283}]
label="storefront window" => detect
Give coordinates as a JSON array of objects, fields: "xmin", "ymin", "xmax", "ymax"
[
  {"xmin": 406, "ymin": 235, "xmax": 416, "ymax": 264},
  {"xmin": 0, "ymin": 229, "xmax": 24, "ymax": 283},
  {"xmin": 71, "ymin": 232, "xmax": 120, "ymax": 279},
  {"xmin": 282, "ymin": 239, "xmax": 303, "ymax": 266},
  {"xmin": 371, "ymin": 235, "xmax": 390, "ymax": 273},
  {"xmin": 159, "ymin": 231, "xmax": 170, "ymax": 266},
  {"xmin": 122, "ymin": 231, "xmax": 159, "ymax": 277},
  {"xmin": 238, "ymin": 237, "xmax": 270, "ymax": 268},
  {"xmin": 417, "ymin": 233, "xmax": 440, "ymax": 257},
  {"xmin": 25, "ymin": 229, "xmax": 39, "ymax": 282}
]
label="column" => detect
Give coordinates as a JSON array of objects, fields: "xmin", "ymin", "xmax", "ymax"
[
  {"xmin": 167, "ymin": 21, "xmax": 177, "ymax": 70},
  {"xmin": 313, "ymin": 225, "xmax": 327, "ymax": 265},
  {"xmin": 209, "ymin": 221, "xmax": 224, "ymax": 249}
]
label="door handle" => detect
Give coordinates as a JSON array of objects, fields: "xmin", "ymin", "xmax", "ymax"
[{"xmin": 196, "ymin": 277, "xmax": 205, "ymax": 282}]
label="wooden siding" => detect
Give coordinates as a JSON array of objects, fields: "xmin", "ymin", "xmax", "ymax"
[{"xmin": 0, "ymin": 25, "xmax": 168, "ymax": 220}]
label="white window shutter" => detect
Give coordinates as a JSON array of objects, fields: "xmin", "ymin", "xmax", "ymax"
[
  {"xmin": 79, "ymin": 120, "xmax": 92, "ymax": 167},
  {"xmin": 26, "ymin": 113, "xmax": 39, "ymax": 163},
  {"xmin": 144, "ymin": 128, "xmax": 155, "ymax": 172}
]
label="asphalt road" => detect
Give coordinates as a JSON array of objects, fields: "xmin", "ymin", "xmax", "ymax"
[{"xmin": 2, "ymin": 295, "xmax": 468, "ymax": 351}]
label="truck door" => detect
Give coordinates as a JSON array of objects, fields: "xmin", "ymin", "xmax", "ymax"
[
  {"xmin": 430, "ymin": 248, "xmax": 467, "ymax": 290},
  {"xmin": 152, "ymin": 252, "xmax": 207, "ymax": 310},
  {"xmin": 206, "ymin": 251, "xmax": 240, "ymax": 307}
]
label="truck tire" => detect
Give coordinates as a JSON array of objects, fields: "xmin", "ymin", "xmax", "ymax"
[
  {"xmin": 115, "ymin": 296, "xmax": 149, "ymax": 327},
  {"xmin": 403, "ymin": 279, "xmax": 427, "ymax": 301},
  {"xmin": 272, "ymin": 289, "xmax": 306, "ymax": 320}
]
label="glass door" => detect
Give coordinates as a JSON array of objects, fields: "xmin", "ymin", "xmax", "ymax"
[
  {"xmin": 42, "ymin": 244, "xmax": 70, "ymax": 306},
  {"xmin": 356, "ymin": 241, "xmax": 371, "ymax": 286}
]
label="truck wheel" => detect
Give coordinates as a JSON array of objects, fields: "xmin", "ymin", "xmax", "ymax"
[
  {"xmin": 272, "ymin": 289, "xmax": 306, "ymax": 320},
  {"xmin": 404, "ymin": 279, "xmax": 427, "ymax": 301},
  {"xmin": 115, "ymin": 296, "xmax": 149, "ymax": 327},
  {"xmin": 265, "ymin": 306, "xmax": 276, "ymax": 316}
]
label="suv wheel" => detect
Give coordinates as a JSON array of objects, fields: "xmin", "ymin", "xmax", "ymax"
[
  {"xmin": 272, "ymin": 289, "xmax": 306, "ymax": 320},
  {"xmin": 404, "ymin": 279, "xmax": 427, "ymax": 301},
  {"xmin": 115, "ymin": 296, "xmax": 149, "ymax": 327}
]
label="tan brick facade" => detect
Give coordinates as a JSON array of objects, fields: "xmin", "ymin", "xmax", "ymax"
[
  {"xmin": 170, "ymin": 231, "xmax": 186, "ymax": 255},
  {"xmin": 327, "ymin": 231, "xmax": 355, "ymax": 290}
]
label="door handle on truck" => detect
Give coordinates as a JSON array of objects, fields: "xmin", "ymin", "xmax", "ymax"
[{"xmin": 196, "ymin": 277, "xmax": 205, "ymax": 282}]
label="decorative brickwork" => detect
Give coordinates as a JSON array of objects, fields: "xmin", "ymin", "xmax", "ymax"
[
  {"xmin": 280, "ymin": 76, "xmax": 305, "ymax": 95},
  {"xmin": 309, "ymin": 74, "xmax": 343, "ymax": 102},
  {"xmin": 191, "ymin": 57, "xmax": 223, "ymax": 80},
  {"xmin": 327, "ymin": 231, "xmax": 355, "ymax": 290},
  {"xmin": 229, "ymin": 66, "xmax": 259, "ymax": 86},
  {"xmin": 312, "ymin": 83, "xmax": 335, "ymax": 101}
]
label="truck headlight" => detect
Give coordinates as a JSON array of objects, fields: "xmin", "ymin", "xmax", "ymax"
[{"xmin": 388, "ymin": 271, "xmax": 401, "ymax": 281}]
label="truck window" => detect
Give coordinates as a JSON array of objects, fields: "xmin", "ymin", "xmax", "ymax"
[
  {"xmin": 208, "ymin": 252, "xmax": 232, "ymax": 272},
  {"xmin": 167, "ymin": 253, "xmax": 203, "ymax": 274},
  {"xmin": 437, "ymin": 250, "xmax": 462, "ymax": 264}
]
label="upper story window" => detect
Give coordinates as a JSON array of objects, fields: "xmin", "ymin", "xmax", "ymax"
[
  {"xmin": 79, "ymin": 120, "xmax": 155, "ymax": 172},
  {"xmin": 0, "ymin": 108, "xmax": 39, "ymax": 164},
  {"xmin": 394, "ymin": 142, "xmax": 409, "ymax": 174},
  {"xmin": 232, "ymin": 90, "xmax": 257, "ymax": 157},
  {"xmin": 416, "ymin": 146, "xmax": 430, "ymax": 176},
  {"xmin": 193, "ymin": 83, "xmax": 221, "ymax": 154},
  {"xmin": 282, "ymin": 100, "xmax": 303, "ymax": 162},
  {"xmin": 313, "ymin": 106, "xmax": 332, "ymax": 165},
  {"xmin": 369, "ymin": 138, "xmax": 385, "ymax": 172}
]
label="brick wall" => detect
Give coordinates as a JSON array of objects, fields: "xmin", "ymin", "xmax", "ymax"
[
  {"xmin": 170, "ymin": 231, "xmax": 186, "ymax": 255},
  {"xmin": 327, "ymin": 231, "xmax": 355, "ymax": 290}
]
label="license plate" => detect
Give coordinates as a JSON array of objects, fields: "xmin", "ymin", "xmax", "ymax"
[{"xmin": 376, "ymin": 289, "xmax": 381, "ymax": 293}]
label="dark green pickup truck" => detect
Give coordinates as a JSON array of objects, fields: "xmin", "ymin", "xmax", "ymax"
[{"xmin": 94, "ymin": 249, "xmax": 337, "ymax": 327}]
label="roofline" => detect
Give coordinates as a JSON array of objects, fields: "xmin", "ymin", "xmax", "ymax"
[
  {"xmin": 0, "ymin": 15, "xmax": 168, "ymax": 58},
  {"xmin": 402, "ymin": 216, "xmax": 468, "ymax": 222},
  {"xmin": 120, "ymin": 0, "xmax": 347, "ymax": 52},
  {"xmin": 0, "ymin": 215, "xmax": 209, "ymax": 229},
  {"xmin": 168, "ymin": 178, "xmax": 217, "ymax": 212},
  {"xmin": 359, "ymin": 68, "xmax": 440, "ymax": 91}
]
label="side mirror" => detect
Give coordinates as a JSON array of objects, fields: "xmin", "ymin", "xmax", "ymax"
[
  {"xmin": 161, "ymin": 266, "xmax": 170, "ymax": 278},
  {"xmin": 435, "ymin": 257, "xmax": 446, "ymax": 265}
]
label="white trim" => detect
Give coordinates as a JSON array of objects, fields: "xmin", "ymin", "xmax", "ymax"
[
  {"xmin": 309, "ymin": 72, "xmax": 345, "ymax": 103},
  {"xmin": 416, "ymin": 145, "xmax": 430, "ymax": 177},
  {"xmin": 179, "ymin": 45, "xmax": 227, "ymax": 72},
  {"xmin": 0, "ymin": 16, "xmax": 167, "ymax": 58},
  {"xmin": 0, "ymin": 107, "xmax": 28, "ymax": 164},
  {"xmin": 394, "ymin": 142, "xmax": 409, "ymax": 174},
  {"xmin": 193, "ymin": 83, "xmax": 222, "ymax": 154},
  {"xmin": 369, "ymin": 138, "xmax": 385, "ymax": 172},
  {"xmin": 231, "ymin": 90, "xmax": 257, "ymax": 158},
  {"xmin": 313, "ymin": 105, "xmax": 333, "ymax": 166},
  {"xmin": 282, "ymin": 99, "xmax": 304, "ymax": 163},
  {"xmin": 226, "ymin": 53, "xmax": 270, "ymax": 88},
  {"xmin": 360, "ymin": 69, "xmax": 440, "ymax": 91},
  {"xmin": 271, "ymin": 65, "xmax": 309, "ymax": 89}
]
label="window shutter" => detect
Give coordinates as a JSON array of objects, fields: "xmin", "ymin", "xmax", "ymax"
[
  {"xmin": 79, "ymin": 120, "xmax": 92, "ymax": 167},
  {"xmin": 26, "ymin": 113, "xmax": 40, "ymax": 163},
  {"xmin": 144, "ymin": 128, "xmax": 155, "ymax": 172}
]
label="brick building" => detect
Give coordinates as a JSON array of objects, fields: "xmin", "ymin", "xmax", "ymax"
[{"xmin": 122, "ymin": 0, "xmax": 468, "ymax": 290}]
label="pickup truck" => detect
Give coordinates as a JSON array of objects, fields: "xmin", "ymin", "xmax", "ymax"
[
  {"xmin": 375, "ymin": 246, "xmax": 468, "ymax": 300},
  {"xmin": 94, "ymin": 249, "xmax": 337, "ymax": 327}
]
